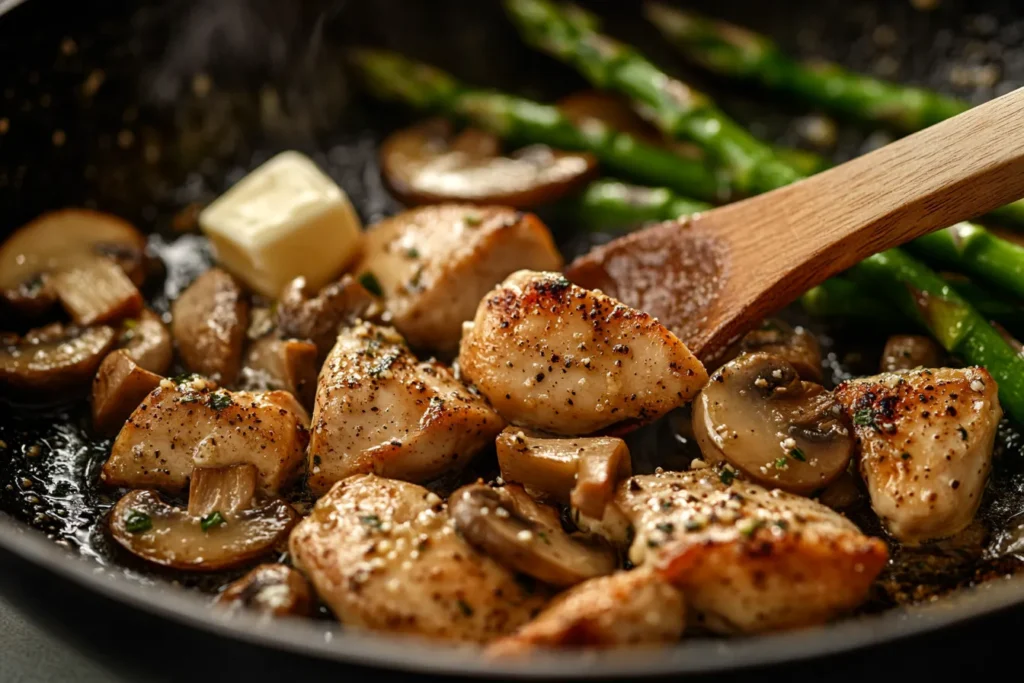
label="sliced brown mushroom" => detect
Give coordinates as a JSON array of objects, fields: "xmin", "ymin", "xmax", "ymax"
[
  {"xmin": 693, "ymin": 352, "xmax": 854, "ymax": 496},
  {"xmin": 1, "ymin": 323, "xmax": 116, "ymax": 396},
  {"xmin": 495, "ymin": 428, "xmax": 631, "ymax": 519},
  {"xmin": 737, "ymin": 319, "xmax": 822, "ymax": 382},
  {"xmin": 171, "ymin": 268, "xmax": 250, "ymax": 384},
  {"xmin": 276, "ymin": 274, "xmax": 381, "ymax": 362},
  {"xmin": 880, "ymin": 334, "xmax": 945, "ymax": 372},
  {"xmin": 215, "ymin": 564, "xmax": 315, "ymax": 617},
  {"xmin": 49, "ymin": 254, "xmax": 143, "ymax": 326},
  {"xmin": 0, "ymin": 210, "xmax": 147, "ymax": 317},
  {"xmin": 449, "ymin": 482, "xmax": 617, "ymax": 587},
  {"xmin": 241, "ymin": 337, "xmax": 318, "ymax": 410},
  {"xmin": 116, "ymin": 309, "xmax": 173, "ymax": 375},
  {"xmin": 91, "ymin": 350, "xmax": 163, "ymax": 436},
  {"xmin": 109, "ymin": 466, "xmax": 298, "ymax": 571},
  {"xmin": 380, "ymin": 119, "xmax": 597, "ymax": 208}
]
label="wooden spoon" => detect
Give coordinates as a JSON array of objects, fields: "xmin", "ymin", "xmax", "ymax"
[{"xmin": 566, "ymin": 87, "xmax": 1024, "ymax": 362}]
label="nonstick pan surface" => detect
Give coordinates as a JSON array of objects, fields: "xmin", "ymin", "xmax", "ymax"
[{"xmin": 3, "ymin": 0, "xmax": 1024, "ymax": 676}]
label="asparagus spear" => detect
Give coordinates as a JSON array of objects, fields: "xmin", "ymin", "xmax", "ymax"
[
  {"xmin": 557, "ymin": 179, "xmax": 710, "ymax": 230},
  {"xmin": 503, "ymin": 0, "xmax": 801, "ymax": 195},
  {"xmin": 906, "ymin": 223, "xmax": 1024, "ymax": 301},
  {"xmin": 845, "ymin": 249, "xmax": 1024, "ymax": 423},
  {"xmin": 644, "ymin": 2, "xmax": 1024, "ymax": 230},
  {"xmin": 351, "ymin": 49, "xmax": 728, "ymax": 202}
]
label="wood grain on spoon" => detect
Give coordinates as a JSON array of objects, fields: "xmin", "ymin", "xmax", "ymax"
[{"xmin": 567, "ymin": 87, "xmax": 1024, "ymax": 361}]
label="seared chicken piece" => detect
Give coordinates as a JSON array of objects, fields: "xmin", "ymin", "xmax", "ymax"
[
  {"xmin": 488, "ymin": 568, "xmax": 685, "ymax": 655},
  {"xmin": 102, "ymin": 377, "xmax": 309, "ymax": 495},
  {"xmin": 307, "ymin": 322, "xmax": 505, "ymax": 495},
  {"xmin": 459, "ymin": 270, "xmax": 707, "ymax": 435},
  {"xmin": 353, "ymin": 206, "xmax": 563, "ymax": 352},
  {"xmin": 289, "ymin": 474, "xmax": 547, "ymax": 642},
  {"xmin": 607, "ymin": 472, "xmax": 887, "ymax": 634},
  {"xmin": 171, "ymin": 268, "xmax": 249, "ymax": 384},
  {"xmin": 835, "ymin": 367, "xmax": 1001, "ymax": 544}
]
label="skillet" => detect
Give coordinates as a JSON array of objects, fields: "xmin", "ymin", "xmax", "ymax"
[{"xmin": 3, "ymin": 0, "xmax": 1024, "ymax": 676}]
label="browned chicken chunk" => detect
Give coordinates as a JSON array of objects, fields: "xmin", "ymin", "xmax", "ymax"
[
  {"xmin": 289, "ymin": 474, "xmax": 548, "ymax": 642},
  {"xmin": 459, "ymin": 270, "xmax": 707, "ymax": 435},
  {"xmin": 307, "ymin": 321, "xmax": 505, "ymax": 495},
  {"xmin": 171, "ymin": 268, "xmax": 250, "ymax": 384},
  {"xmin": 353, "ymin": 205, "xmax": 563, "ymax": 352},
  {"xmin": 835, "ymin": 367, "xmax": 1001, "ymax": 543},
  {"xmin": 102, "ymin": 377, "xmax": 309, "ymax": 495},
  {"xmin": 488, "ymin": 568, "xmax": 685, "ymax": 655},
  {"xmin": 607, "ymin": 472, "xmax": 888, "ymax": 634}
]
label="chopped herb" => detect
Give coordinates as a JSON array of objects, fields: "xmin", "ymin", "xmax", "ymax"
[
  {"xmin": 123, "ymin": 318, "xmax": 138, "ymax": 330},
  {"xmin": 200, "ymin": 511, "xmax": 226, "ymax": 532},
  {"xmin": 207, "ymin": 392, "xmax": 234, "ymax": 411},
  {"xmin": 774, "ymin": 457, "xmax": 788, "ymax": 469},
  {"xmin": 655, "ymin": 522, "xmax": 675, "ymax": 535},
  {"xmin": 772, "ymin": 520, "xmax": 789, "ymax": 531},
  {"xmin": 957, "ymin": 426, "xmax": 968, "ymax": 441},
  {"xmin": 684, "ymin": 518, "xmax": 705, "ymax": 531},
  {"xmin": 789, "ymin": 447, "xmax": 807, "ymax": 462},
  {"xmin": 740, "ymin": 519, "xmax": 765, "ymax": 538},
  {"xmin": 719, "ymin": 468, "xmax": 735, "ymax": 485},
  {"xmin": 359, "ymin": 514, "xmax": 383, "ymax": 530},
  {"xmin": 405, "ymin": 247, "xmax": 420, "ymax": 259},
  {"xmin": 463, "ymin": 213, "xmax": 482, "ymax": 226},
  {"xmin": 124, "ymin": 510, "xmax": 152, "ymax": 533},
  {"xmin": 659, "ymin": 499, "xmax": 674, "ymax": 511},
  {"xmin": 171, "ymin": 372, "xmax": 198, "ymax": 385},
  {"xmin": 368, "ymin": 351, "xmax": 400, "ymax": 378},
  {"xmin": 457, "ymin": 599, "xmax": 474, "ymax": 616},
  {"xmin": 178, "ymin": 393, "xmax": 200, "ymax": 404},
  {"xmin": 853, "ymin": 408, "xmax": 876, "ymax": 428},
  {"xmin": 358, "ymin": 271, "xmax": 384, "ymax": 297},
  {"xmin": 23, "ymin": 274, "xmax": 45, "ymax": 294},
  {"xmin": 407, "ymin": 265, "xmax": 425, "ymax": 292},
  {"xmin": 536, "ymin": 530, "xmax": 552, "ymax": 545}
]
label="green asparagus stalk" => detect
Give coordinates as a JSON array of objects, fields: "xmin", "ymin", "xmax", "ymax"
[
  {"xmin": 503, "ymin": 0, "xmax": 801, "ymax": 195},
  {"xmin": 351, "ymin": 49, "xmax": 728, "ymax": 202},
  {"xmin": 644, "ymin": 2, "xmax": 1024, "ymax": 230},
  {"xmin": 845, "ymin": 249, "xmax": 1024, "ymax": 423},
  {"xmin": 556, "ymin": 178, "xmax": 710, "ymax": 230},
  {"xmin": 906, "ymin": 223, "xmax": 1024, "ymax": 301}
]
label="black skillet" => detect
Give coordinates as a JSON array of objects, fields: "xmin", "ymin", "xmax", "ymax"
[{"xmin": 3, "ymin": 0, "xmax": 1024, "ymax": 677}]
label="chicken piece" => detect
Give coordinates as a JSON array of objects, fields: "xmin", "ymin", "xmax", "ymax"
[
  {"xmin": 607, "ymin": 472, "xmax": 887, "ymax": 634},
  {"xmin": 102, "ymin": 377, "xmax": 309, "ymax": 495},
  {"xmin": 459, "ymin": 270, "xmax": 707, "ymax": 436},
  {"xmin": 835, "ymin": 367, "xmax": 1001, "ymax": 544},
  {"xmin": 353, "ymin": 205, "xmax": 563, "ymax": 352},
  {"xmin": 487, "ymin": 568, "xmax": 685, "ymax": 655},
  {"xmin": 307, "ymin": 321, "xmax": 505, "ymax": 495},
  {"xmin": 289, "ymin": 474, "xmax": 548, "ymax": 642},
  {"xmin": 171, "ymin": 268, "xmax": 249, "ymax": 384}
]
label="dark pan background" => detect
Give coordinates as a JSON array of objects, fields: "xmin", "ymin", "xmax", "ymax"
[{"xmin": 3, "ymin": 0, "xmax": 1024, "ymax": 680}]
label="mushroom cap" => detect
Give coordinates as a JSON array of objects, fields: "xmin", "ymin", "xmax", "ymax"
[
  {"xmin": 380, "ymin": 119, "xmax": 597, "ymax": 208},
  {"xmin": 1, "ymin": 323, "xmax": 116, "ymax": 396},
  {"xmin": 449, "ymin": 483, "xmax": 617, "ymax": 587},
  {"xmin": 693, "ymin": 352, "xmax": 853, "ymax": 495},
  {"xmin": 215, "ymin": 563, "xmax": 315, "ymax": 617}
]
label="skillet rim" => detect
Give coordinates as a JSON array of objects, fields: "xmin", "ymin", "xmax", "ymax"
[{"xmin": 2, "ymin": 511, "xmax": 1023, "ymax": 677}]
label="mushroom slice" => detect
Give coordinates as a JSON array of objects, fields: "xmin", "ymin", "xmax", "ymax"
[
  {"xmin": 353, "ymin": 205, "xmax": 563, "ymax": 353},
  {"xmin": 880, "ymin": 334, "xmax": 944, "ymax": 372},
  {"xmin": 488, "ymin": 568, "xmax": 685, "ymax": 655},
  {"xmin": 171, "ymin": 268, "xmax": 249, "ymax": 384},
  {"xmin": 693, "ymin": 352, "xmax": 853, "ymax": 496},
  {"xmin": 102, "ymin": 380, "xmax": 308, "ymax": 495},
  {"xmin": 290, "ymin": 474, "xmax": 548, "ymax": 642},
  {"xmin": 241, "ymin": 337, "xmax": 318, "ymax": 410},
  {"xmin": 276, "ymin": 274, "xmax": 381, "ymax": 362},
  {"xmin": 1, "ymin": 323, "xmax": 116, "ymax": 396},
  {"xmin": 459, "ymin": 270, "xmax": 708, "ymax": 435},
  {"xmin": 450, "ymin": 483, "xmax": 617, "ymax": 587},
  {"xmin": 50, "ymin": 255, "xmax": 143, "ymax": 326},
  {"xmin": 0, "ymin": 209, "xmax": 147, "ymax": 316},
  {"xmin": 117, "ymin": 309, "xmax": 173, "ymax": 375},
  {"xmin": 109, "ymin": 489, "xmax": 298, "ymax": 572},
  {"xmin": 307, "ymin": 321, "xmax": 505, "ymax": 495},
  {"xmin": 380, "ymin": 119, "xmax": 597, "ymax": 208},
  {"xmin": 215, "ymin": 564, "xmax": 315, "ymax": 617},
  {"xmin": 187, "ymin": 464, "xmax": 259, "ymax": 518},
  {"xmin": 91, "ymin": 350, "xmax": 163, "ymax": 436},
  {"xmin": 737, "ymin": 319, "xmax": 822, "ymax": 382},
  {"xmin": 612, "ymin": 472, "xmax": 888, "ymax": 634},
  {"xmin": 495, "ymin": 427, "xmax": 631, "ymax": 518},
  {"xmin": 835, "ymin": 367, "xmax": 1001, "ymax": 543}
]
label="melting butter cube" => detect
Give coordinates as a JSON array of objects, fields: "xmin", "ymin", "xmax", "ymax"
[{"xmin": 199, "ymin": 151, "xmax": 363, "ymax": 298}]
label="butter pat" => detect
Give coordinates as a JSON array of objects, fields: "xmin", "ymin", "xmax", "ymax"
[{"xmin": 199, "ymin": 151, "xmax": 363, "ymax": 298}]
